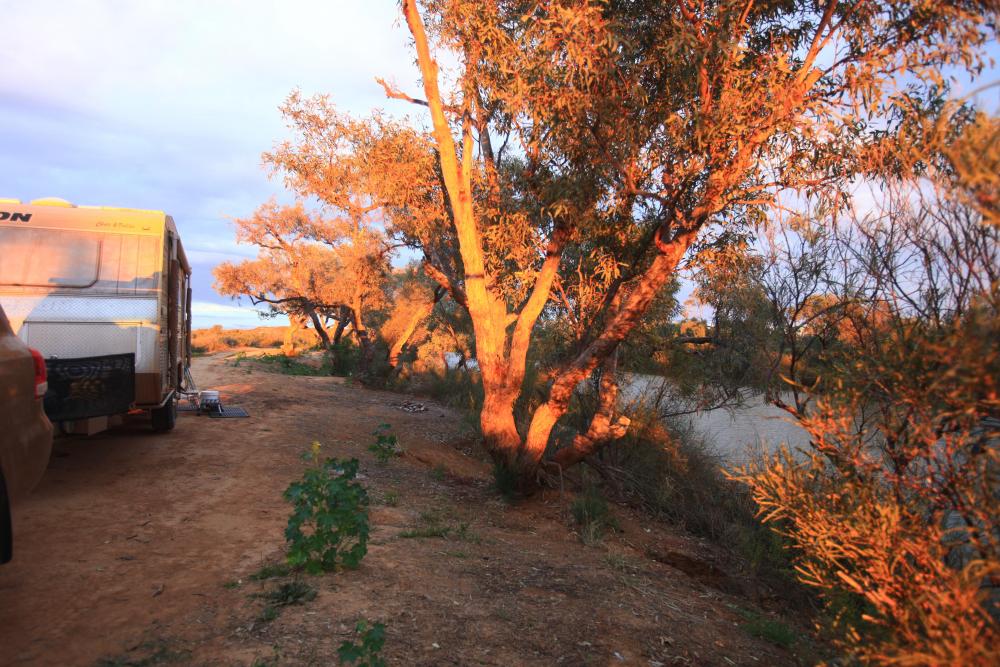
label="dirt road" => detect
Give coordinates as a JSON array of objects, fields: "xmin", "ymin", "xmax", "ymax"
[{"xmin": 0, "ymin": 352, "xmax": 805, "ymax": 666}]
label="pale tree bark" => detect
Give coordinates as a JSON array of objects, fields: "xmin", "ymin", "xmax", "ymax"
[
  {"xmin": 522, "ymin": 228, "xmax": 699, "ymax": 470},
  {"xmin": 400, "ymin": 1, "xmax": 781, "ymax": 481},
  {"xmin": 387, "ymin": 288, "xmax": 444, "ymax": 369},
  {"xmin": 402, "ymin": 0, "xmax": 702, "ymax": 479},
  {"xmin": 403, "ymin": 0, "xmax": 521, "ymax": 462},
  {"xmin": 282, "ymin": 313, "xmax": 309, "ymax": 357}
]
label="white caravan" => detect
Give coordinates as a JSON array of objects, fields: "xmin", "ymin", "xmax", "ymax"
[{"xmin": 0, "ymin": 198, "xmax": 192, "ymax": 433}]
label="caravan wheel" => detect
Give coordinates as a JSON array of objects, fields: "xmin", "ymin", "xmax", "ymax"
[{"xmin": 151, "ymin": 401, "xmax": 177, "ymax": 432}]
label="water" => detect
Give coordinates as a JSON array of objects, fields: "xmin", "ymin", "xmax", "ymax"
[{"xmin": 620, "ymin": 373, "xmax": 810, "ymax": 464}]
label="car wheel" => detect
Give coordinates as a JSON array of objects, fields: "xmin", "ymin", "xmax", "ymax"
[
  {"xmin": 1, "ymin": 470, "xmax": 12, "ymax": 564},
  {"xmin": 151, "ymin": 401, "xmax": 177, "ymax": 432}
]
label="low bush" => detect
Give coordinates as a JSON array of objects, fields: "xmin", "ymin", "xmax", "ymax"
[
  {"xmin": 368, "ymin": 424, "xmax": 400, "ymax": 464},
  {"xmin": 567, "ymin": 391, "xmax": 804, "ymax": 601},
  {"xmin": 192, "ymin": 325, "xmax": 318, "ymax": 353},
  {"xmin": 338, "ymin": 619, "xmax": 386, "ymax": 667},
  {"xmin": 570, "ymin": 484, "xmax": 619, "ymax": 544},
  {"xmin": 254, "ymin": 353, "xmax": 333, "ymax": 376},
  {"xmin": 253, "ymin": 581, "xmax": 318, "ymax": 623},
  {"xmin": 283, "ymin": 443, "xmax": 370, "ymax": 573}
]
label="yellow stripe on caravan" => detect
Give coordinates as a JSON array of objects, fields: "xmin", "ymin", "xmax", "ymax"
[{"xmin": 0, "ymin": 202, "xmax": 167, "ymax": 237}]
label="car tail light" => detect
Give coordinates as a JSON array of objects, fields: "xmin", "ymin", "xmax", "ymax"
[{"xmin": 29, "ymin": 348, "xmax": 47, "ymax": 399}]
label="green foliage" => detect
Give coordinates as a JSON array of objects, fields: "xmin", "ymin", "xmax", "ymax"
[
  {"xmin": 248, "ymin": 561, "xmax": 292, "ymax": 581},
  {"xmin": 96, "ymin": 640, "xmax": 191, "ymax": 667},
  {"xmin": 328, "ymin": 340, "xmax": 360, "ymax": 376},
  {"xmin": 732, "ymin": 607, "xmax": 799, "ymax": 649},
  {"xmin": 283, "ymin": 443, "xmax": 370, "ymax": 573},
  {"xmin": 258, "ymin": 606, "xmax": 280, "ymax": 623},
  {"xmin": 338, "ymin": 620, "xmax": 386, "ymax": 667},
  {"xmin": 398, "ymin": 524, "xmax": 450, "ymax": 539},
  {"xmin": 399, "ymin": 509, "xmax": 480, "ymax": 542},
  {"xmin": 491, "ymin": 462, "xmax": 520, "ymax": 502},
  {"xmin": 381, "ymin": 490, "xmax": 400, "ymax": 507},
  {"xmin": 571, "ymin": 485, "xmax": 618, "ymax": 544},
  {"xmin": 429, "ymin": 464, "xmax": 447, "ymax": 481},
  {"xmin": 368, "ymin": 423, "xmax": 399, "ymax": 464},
  {"xmin": 255, "ymin": 353, "xmax": 332, "ymax": 376},
  {"xmin": 257, "ymin": 580, "xmax": 317, "ymax": 606},
  {"xmin": 253, "ymin": 580, "xmax": 317, "ymax": 624}
]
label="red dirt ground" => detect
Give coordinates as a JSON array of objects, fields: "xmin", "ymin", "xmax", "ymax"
[{"xmin": 0, "ymin": 351, "xmax": 811, "ymax": 666}]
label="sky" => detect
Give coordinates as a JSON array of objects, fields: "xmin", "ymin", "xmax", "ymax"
[
  {"xmin": 0, "ymin": 0, "xmax": 422, "ymax": 328},
  {"xmin": 2, "ymin": 2, "xmax": 997, "ymax": 329}
]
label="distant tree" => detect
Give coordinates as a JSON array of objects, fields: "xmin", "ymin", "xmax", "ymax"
[
  {"xmin": 376, "ymin": 0, "xmax": 996, "ymax": 486},
  {"xmin": 213, "ymin": 199, "xmax": 390, "ymax": 372},
  {"xmin": 213, "ymin": 201, "xmax": 342, "ymax": 345}
]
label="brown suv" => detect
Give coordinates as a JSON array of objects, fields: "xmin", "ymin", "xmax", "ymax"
[{"xmin": 0, "ymin": 303, "xmax": 53, "ymax": 563}]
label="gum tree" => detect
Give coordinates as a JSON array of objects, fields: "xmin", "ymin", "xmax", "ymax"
[
  {"xmin": 379, "ymin": 0, "xmax": 996, "ymax": 485},
  {"xmin": 213, "ymin": 200, "xmax": 390, "ymax": 371}
]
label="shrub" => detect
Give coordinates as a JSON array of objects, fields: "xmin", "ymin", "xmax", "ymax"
[
  {"xmin": 254, "ymin": 353, "xmax": 332, "ymax": 376},
  {"xmin": 338, "ymin": 620, "xmax": 386, "ymax": 667},
  {"xmin": 732, "ymin": 199, "xmax": 1000, "ymax": 663},
  {"xmin": 572, "ymin": 394, "xmax": 804, "ymax": 599},
  {"xmin": 191, "ymin": 325, "xmax": 317, "ymax": 354},
  {"xmin": 253, "ymin": 581, "xmax": 318, "ymax": 623},
  {"xmin": 571, "ymin": 485, "xmax": 618, "ymax": 544},
  {"xmin": 283, "ymin": 443, "xmax": 370, "ymax": 573},
  {"xmin": 491, "ymin": 462, "xmax": 520, "ymax": 502},
  {"xmin": 368, "ymin": 424, "xmax": 400, "ymax": 464}
]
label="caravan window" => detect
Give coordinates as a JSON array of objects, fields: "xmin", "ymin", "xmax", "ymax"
[{"xmin": 0, "ymin": 227, "xmax": 102, "ymax": 287}]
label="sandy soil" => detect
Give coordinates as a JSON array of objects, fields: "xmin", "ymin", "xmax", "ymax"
[{"xmin": 0, "ymin": 351, "xmax": 809, "ymax": 666}]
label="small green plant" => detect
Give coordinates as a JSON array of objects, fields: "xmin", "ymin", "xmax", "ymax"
[
  {"xmin": 398, "ymin": 510, "xmax": 480, "ymax": 542},
  {"xmin": 253, "ymin": 581, "xmax": 318, "ymax": 624},
  {"xmin": 368, "ymin": 424, "xmax": 400, "ymax": 464},
  {"xmin": 731, "ymin": 606, "xmax": 798, "ymax": 649},
  {"xmin": 452, "ymin": 522, "xmax": 481, "ymax": 544},
  {"xmin": 248, "ymin": 561, "xmax": 292, "ymax": 581},
  {"xmin": 491, "ymin": 462, "xmax": 520, "ymax": 502},
  {"xmin": 604, "ymin": 553, "xmax": 634, "ymax": 573},
  {"xmin": 258, "ymin": 580, "xmax": 317, "ymax": 606},
  {"xmin": 96, "ymin": 639, "xmax": 191, "ymax": 667},
  {"xmin": 338, "ymin": 620, "xmax": 386, "ymax": 667},
  {"xmin": 284, "ymin": 442, "xmax": 370, "ymax": 573},
  {"xmin": 381, "ymin": 490, "xmax": 400, "ymax": 507},
  {"xmin": 255, "ymin": 353, "xmax": 331, "ymax": 376},
  {"xmin": 430, "ymin": 464, "xmax": 447, "ymax": 481},
  {"xmin": 571, "ymin": 485, "xmax": 618, "ymax": 544},
  {"xmin": 399, "ymin": 524, "xmax": 450, "ymax": 539},
  {"xmin": 258, "ymin": 605, "xmax": 280, "ymax": 623}
]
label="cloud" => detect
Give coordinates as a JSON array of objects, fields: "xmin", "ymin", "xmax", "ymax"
[
  {"xmin": 1, "ymin": 1, "xmax": 423, "ymax": 326},
  {"xmin": 191, "ymin": 300, "xmax": 287, "ymax": 329}
]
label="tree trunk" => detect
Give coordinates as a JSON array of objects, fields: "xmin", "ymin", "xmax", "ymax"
[
  {"xmin": 332, "ymin": 308, "xmax": 349, "ymax": 345},
  {"xmin": 282, "ymin": 313, "xmax": 308, "ymax": 357},
  {"xmin": 402, "ymin": 0, "xmax": 701, "ymax": 486},
  {"xmin": 351, "ymin": 297, "xmax": 374, "ymax": 376},
  {"xmin": 520, "ymin": 230, "xmax": 697, "ymax": 475},
  {"xmin": 387, "ymin": 291, "xmax": 440, "ymax": 368},
  {"xmin": 307, "ymin": 308, "xmax": 332, "ymax": 349}
]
